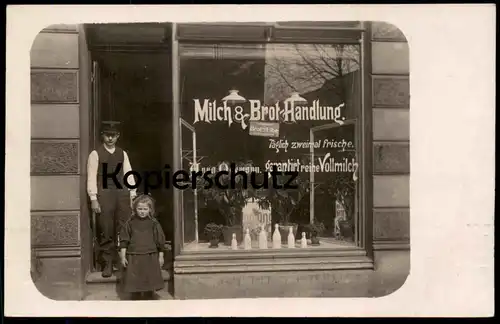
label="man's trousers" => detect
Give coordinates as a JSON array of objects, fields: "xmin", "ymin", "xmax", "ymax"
[{"xmin": 97, "ymin": 189, "xmax": 131, "ymax": 264}]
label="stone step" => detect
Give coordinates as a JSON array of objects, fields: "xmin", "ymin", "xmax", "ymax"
[
  {"xmin": 84, "ymin": 287, "xmax": 174, "ymax": 300},
  {"xmin": 86, "ymin": 269, "xmax": 171, "ymax": 283},
  {"xmin": 84, "ymin": 270, "xmax": 173, "ymax": 300}
]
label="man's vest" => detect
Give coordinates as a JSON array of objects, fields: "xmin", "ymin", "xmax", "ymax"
[{"xmin": 96, "ymin": 145, "xmax": 126, "ymax": 191}]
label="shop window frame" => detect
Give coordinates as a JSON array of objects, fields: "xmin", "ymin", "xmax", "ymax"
[{"xmin": 171, "ymin": 22, "xmax": 374, "ymax": 271}]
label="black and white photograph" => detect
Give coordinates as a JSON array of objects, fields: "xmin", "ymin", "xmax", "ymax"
[
  {"xmin": 3, "ymin": 4, "xmax": 496, "ymax": 318},
  {"xmin": 26, "ymin": 20, "xmax": 412, "ymax": 301}
]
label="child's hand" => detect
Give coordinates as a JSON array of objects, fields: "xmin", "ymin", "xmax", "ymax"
[
  {"xmin": 121, "ymin": 257, "xmax": 128, "ymax": 268},
  {"xmin": 159, "ymin": 255, "xmax": 164, "ymax": 268}
]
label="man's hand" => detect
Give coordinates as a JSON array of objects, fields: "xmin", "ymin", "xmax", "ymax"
[{"xmin": 91, "ymin": 200, "xmax": 101, "ymax": 213}]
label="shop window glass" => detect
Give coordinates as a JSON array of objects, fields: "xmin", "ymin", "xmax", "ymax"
[{"xmin": 179, "ymin": 42, "xmax": 361, "ymax": 252}]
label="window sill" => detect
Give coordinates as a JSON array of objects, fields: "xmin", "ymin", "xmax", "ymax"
[
  {"xmin": 373, "ymin": 239, "xmax": 410, "ymax": 251},
  {"xmin": 174, "ymin": 247, "xmax": 373, "ymax": 274}
]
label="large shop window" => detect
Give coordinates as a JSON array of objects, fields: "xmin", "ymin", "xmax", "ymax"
[{"xmin": 179, "ymin": 42, "xmax": 362, "ymax": 253}]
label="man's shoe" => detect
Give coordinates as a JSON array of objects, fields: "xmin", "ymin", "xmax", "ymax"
[{"xmin": 102, "ymin": 263, "xmax": 113, "ymax": 278}]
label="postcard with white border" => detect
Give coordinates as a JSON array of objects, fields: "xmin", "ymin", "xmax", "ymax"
[{"xmin": 4, "ymin": 4, "xmax": 495, "ymax": 317}]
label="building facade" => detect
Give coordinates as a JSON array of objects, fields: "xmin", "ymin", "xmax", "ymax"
[{"xmin": 30, "ymin": 21, "xmax": 410, "ymax": 300}]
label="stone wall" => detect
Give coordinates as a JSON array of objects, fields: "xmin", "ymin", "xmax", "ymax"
[
  {"xmin": 30, "ymin": 24, "xmax": 89, "ymax": 300},
  {"xmin": 370, "ymin": 22, "xmax": 410, "ymax": 251}
]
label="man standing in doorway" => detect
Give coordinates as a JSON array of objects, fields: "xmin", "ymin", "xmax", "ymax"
[{"xmin": 87, "ymin": 121, "xmax": 137, "ymax": 277}]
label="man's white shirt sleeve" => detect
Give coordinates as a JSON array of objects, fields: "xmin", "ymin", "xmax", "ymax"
[
  {"xmin": 123, "ymin": 151, "xmax": 137, "ymax": 197},
  {"xmin": 87, "ymin": 150, "xmax": 99, "ymax": 201}
]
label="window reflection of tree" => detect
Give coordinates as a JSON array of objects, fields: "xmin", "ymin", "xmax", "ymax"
[
  {"xmin": 264, "ymin": 44, "xmax": 359, "ymax": 105},
  {"xmin": 264, "ymin": 44, "xmax": 360, "ymax": 241}
]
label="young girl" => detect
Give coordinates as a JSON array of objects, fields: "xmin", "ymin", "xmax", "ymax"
[{"xmin": 119, "ymin": 194, "xmax": 167, "ymax": 300}]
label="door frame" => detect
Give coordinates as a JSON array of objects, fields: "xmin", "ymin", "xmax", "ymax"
[
  {"xmin": 84, "ymin": 23, "xmax": 175, "ymax": 271},
  {"xmin": 179, "ymin": 118, "xmax": 199, "ymax": 245},
  {"xmin": 309, "ymin": 119, "xmax": 360, "ymax": 244}
]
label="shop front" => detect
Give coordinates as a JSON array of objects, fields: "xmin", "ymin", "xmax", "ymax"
[{"xmin": 30, "ymin": 21, "xmax": 410, "ymax": 300}]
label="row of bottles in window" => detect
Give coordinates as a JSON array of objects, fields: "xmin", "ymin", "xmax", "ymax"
[{"xmin": 227, "ymin": 224, "xmax": 309, "ymax": 250}]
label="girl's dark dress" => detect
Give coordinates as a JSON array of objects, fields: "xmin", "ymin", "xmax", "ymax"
[{"xmin": 119, "ymin": 215, "xmax": 166, "ymax": 293}]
